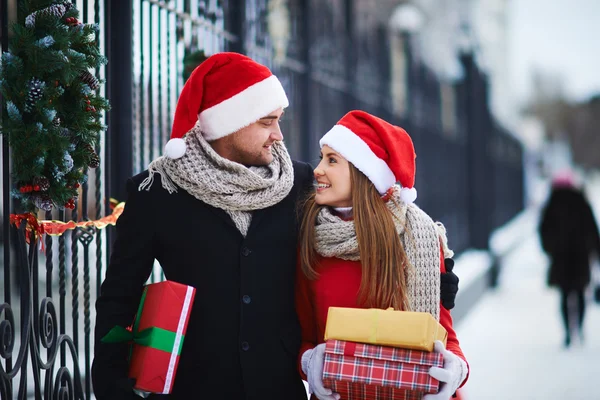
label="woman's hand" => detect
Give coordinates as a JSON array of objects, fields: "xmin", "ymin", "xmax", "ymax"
[
  {"xmin": 423, "ymin": 340, "xmax": 468, "ymax": 400},
  {"xmin": 301, "ymin": 344, "xmax": 340, "ymax": 400}
]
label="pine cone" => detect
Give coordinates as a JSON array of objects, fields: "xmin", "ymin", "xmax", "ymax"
[
  {"xmin": 89, "ymin": 152, "xmax": 100, "ymax": 168},
  {"xmin": 47, "ymin": 4, "xmax": 68, "ymax": 17},
  {"xmin": 80, "ymin": 71, "xmax": 99, "ymax": 90},
  {"xmin": 82, "ymin": 143, "xmax": 95, "ymax": 153},
  {"xmin": 33, "ymin": 195, "xmax": 54, "ymax": 212},
  {"xmin": 83, "ymin": 142, "xmax": 101, "ymax": 168},
  {"xmin": 62, "ymin": 152, "xmax": 74, "ymax": 173},
  {"xmin": 33, "ymin": 176, "xmax": 51, "ymax": 191},
  {"xmin": 24, "ymin": 78, "xmax": 45, "ymax": 113},
  {"xmin": 25, "ymin": 4, "xmax": 69, "ymax": 28}
]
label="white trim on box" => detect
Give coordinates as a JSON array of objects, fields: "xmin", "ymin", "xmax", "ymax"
[
  {"xmin": 163, "ymin": 286, "xmax": 195, "ymax": 394},
  {"xmin": 199, "ymin": 75, "xmax": 289, "ymax": 141},
  {"xmin": 319, "ymin": 124, "xmax": 396, "ymax": 194}
]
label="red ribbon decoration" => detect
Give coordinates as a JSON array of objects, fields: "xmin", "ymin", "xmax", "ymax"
[
  {"xmin": 9, "ymin": 201, "xmax": 125, "ymax": 251},
  {"xmin": 9, "ymin": 213, "xmax": 46, "ymax": 249}
]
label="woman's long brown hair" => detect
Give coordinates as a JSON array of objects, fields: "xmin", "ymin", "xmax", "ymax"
[{"xmin": 299, "ymin": 163, "xmax": 410, "ymax": 310}]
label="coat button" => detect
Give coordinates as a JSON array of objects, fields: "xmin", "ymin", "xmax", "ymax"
[
  {"xmin": 242, "ymin": 295, "xmax": 251, "ymax": 304},
  {"xmin": 241, "ymin": 247, "xmax": 251, "ymax": 257},
  {"xmin": 241, "ymin": 341, "xmax": 250, "ymax": 351}
]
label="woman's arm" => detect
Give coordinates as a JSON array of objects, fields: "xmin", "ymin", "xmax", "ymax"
[{"xmin": 439, "ymin": 249, "xmax": 469, "ymax": 387}]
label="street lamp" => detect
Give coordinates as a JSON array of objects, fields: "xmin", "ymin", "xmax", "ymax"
[
  {"xmin": 390, "ymin": 3, "xmax": 425, "ymax": 35},
  {"xmin": 388, "ymin": 3, "xmax": 425, "ymax": 122}
]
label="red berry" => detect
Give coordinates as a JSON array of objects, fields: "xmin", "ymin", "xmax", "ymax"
[
  {"xmin": 34, "ymin": 185, "xmax": 40, "ymax": 191},
  {"xmin": 75, "ymin": 183, "xmax": 81, "ymax": 189}
]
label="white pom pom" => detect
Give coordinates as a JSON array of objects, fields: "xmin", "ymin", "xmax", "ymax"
[
  {"xmin": 164, "ymin": 138, "xmax": 186, "ymax": 159},
  {"xmin": 400, "ymin": 187, "xmax": 417, "ymax": 204}
]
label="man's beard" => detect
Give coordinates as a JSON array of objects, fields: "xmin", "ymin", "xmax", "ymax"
[{"xmin": 234, "ymin": 147, "xmax": 272, "ymax": 167}]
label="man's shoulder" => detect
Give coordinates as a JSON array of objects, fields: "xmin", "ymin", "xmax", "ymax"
[
  {"xmin": 130, "ymin": 170, "xmax": 151, "ymax": 185},
  {"xmin": 292, "ymin": 159, "xmax": 313, "ymax": 180},
  {"xmin": 127, "ymin": 170, "xmax": 171, "ymax": 199}
]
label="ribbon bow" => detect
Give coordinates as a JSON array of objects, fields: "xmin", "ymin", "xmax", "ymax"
[
  {"xmin": 101, "ymin": 288, "xmax": 184, "ymax": 356},
  {"xmin": 10, "ymin": 213, "xmax": 46, "ymax": 249}
]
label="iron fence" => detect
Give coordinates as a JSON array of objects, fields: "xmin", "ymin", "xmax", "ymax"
[{"xmin": 1, "ymin": 1, "xmax": 524, "ymax": 398}]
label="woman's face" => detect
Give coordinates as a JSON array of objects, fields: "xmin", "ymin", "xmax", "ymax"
[{"xmin": 314, "ymin": 145, "xmax": 352, "ymax": 208}]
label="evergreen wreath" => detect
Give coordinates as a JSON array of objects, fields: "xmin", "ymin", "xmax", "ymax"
[{"xmin": 0, "ymin": 0, "xmax": 110, "ymax": 212}]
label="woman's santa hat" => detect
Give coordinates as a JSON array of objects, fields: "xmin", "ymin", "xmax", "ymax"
[
  {"xmin": 165, "ymin": 52, "xmax": 289, "ymax": 159},
  {"xmin": 319, "ymin": 110, "xmax": 418, "ymax": 203}
]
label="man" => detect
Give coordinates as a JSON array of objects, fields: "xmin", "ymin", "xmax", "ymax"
[{"xmin": 92, "ymin": 52, "xmax": 460, "ymax": 399}]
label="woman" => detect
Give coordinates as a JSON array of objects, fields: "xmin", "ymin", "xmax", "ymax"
[
  {"xmin": 539, "ymin": 170, "xmax": 600, "ymax": 347},
  {"xmin": 296, "ymin": 111, "xmax": 469, "ymax": 400}
]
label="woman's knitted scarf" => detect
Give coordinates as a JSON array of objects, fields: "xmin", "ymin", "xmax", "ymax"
[{"xmin": 313, "ymin": 185, "xmax": 454, "ymax": 320}]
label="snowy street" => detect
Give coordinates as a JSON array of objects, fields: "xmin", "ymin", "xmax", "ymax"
[{"xmin": 456, "ymin": 175, "xmax": 600, "ymax": 400}]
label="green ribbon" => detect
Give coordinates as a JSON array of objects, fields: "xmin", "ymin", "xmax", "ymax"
[{"xmin": 101, "ymin": 287, "xmax": 184, "ymax": 356}]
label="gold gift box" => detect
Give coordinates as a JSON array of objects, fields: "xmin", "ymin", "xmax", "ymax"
[{"xmin": 324, "ymin": 307, "xmax": 447, "ymax": 352}]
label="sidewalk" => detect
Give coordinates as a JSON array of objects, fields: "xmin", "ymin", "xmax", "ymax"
[{"xmin": 455, "ymin": 177, "xmax": 600, "ymax": 399}]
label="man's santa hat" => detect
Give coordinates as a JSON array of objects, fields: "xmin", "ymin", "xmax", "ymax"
[
  {"xmin": 319, "ymin": 110, "xmax": 418, "ymax": 203},
  {"xmin": 165, "ymin": 52, "xmax": 289, "ymax": 159}
]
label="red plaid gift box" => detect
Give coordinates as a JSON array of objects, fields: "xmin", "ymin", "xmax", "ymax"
[{"xmin": 322, "ymin": 339, "xmax": 443, "ymax": 400}]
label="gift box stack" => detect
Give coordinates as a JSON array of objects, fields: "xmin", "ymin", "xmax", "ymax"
[
  {"xmin": 102, "ymin": 280, "xmax": 196, "ymax": 395},
  {"xmin": 322, "ymin": 307, "xmax": 447, "ymax": 399}
]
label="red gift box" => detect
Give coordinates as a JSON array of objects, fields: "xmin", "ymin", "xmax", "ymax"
[
  {"xmin": 102, "ymin": 280, "xmax": 196, "ymax": 394},
  {"xmin": 322, "ymin": 340, "xmax": 443, "ymax": 399}
]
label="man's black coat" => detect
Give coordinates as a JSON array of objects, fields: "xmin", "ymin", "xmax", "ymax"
[{"xmin": 92, "ymin": 161, "xmax": 314, "ymax": 399}]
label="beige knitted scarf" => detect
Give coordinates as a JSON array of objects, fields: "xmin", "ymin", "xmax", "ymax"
[
  {"xmin": 138, "ymin": 123, "xmax": 294, "ymax": 236},
  {"xmin": 314, "ymin": 185, "xmax": 454, "ymax": 320}
]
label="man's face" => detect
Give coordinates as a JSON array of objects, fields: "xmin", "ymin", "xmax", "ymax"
[{"xmin": 213, "ymin": 108, "xmax": 285, "ymax": 166}]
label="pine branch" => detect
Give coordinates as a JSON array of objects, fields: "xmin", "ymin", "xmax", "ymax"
[{"xmin": 0, "ymin": 0, "xmax": 110, "ymax": 212}]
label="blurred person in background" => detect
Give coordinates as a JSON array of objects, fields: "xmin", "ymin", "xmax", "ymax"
[{"xmin": 539, "ymin": 170, "xmax": 600, "ymax": 348}]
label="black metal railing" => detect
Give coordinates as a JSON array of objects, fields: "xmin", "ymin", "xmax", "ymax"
[
  {"xmin": 1, "ymin": 1, "xmax": 525, "ymax": 399},
  {"xmin": 1, "ymin": 0, "xmax": 108, "ymax": 398}
]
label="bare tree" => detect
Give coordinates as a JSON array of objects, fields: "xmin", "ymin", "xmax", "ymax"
[{"xmin": 525, "ymin": 71, "xmax": 600, "ymax": 170}]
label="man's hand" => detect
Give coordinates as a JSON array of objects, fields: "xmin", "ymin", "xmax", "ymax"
[{"xmin": 441, "ymin": 258, "xmax": 459, "ymax": 310}]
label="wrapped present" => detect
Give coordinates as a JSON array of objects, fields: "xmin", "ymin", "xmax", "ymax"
[
  {"xmin": 322, "ymin": 340, "xmax": 443, "ymax": 399},
  {"xmin": 324, "ymin": 307, "xmax": 447, "ymax": 352},
  {"xmin": 102, "ymin": 280, "xmax": 196, "ymax": 394}
]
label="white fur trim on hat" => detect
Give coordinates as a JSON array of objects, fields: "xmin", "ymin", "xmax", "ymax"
[
  {"xmin": 320, "ymin": 124, "xmax": 397, "ymax": 194},
  {"xmin": 198, "ymin": 75, "xmax": 289, "ymax": 141},
  {"xmin": 400, "ymin": 187, "xmax": 417, "ymax": 204},
  {"xmin": 164, "ymin": 138, "xmax": 186, "ymax": 159}
]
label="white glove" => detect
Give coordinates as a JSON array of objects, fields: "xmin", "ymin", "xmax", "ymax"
[
  {"xmin": 301, "ymin": 344, "xmax": 340, "ymax": 400},
  {"xmin": 423, "ymin": 340, "xmax": 468, "ymax": 400}
]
